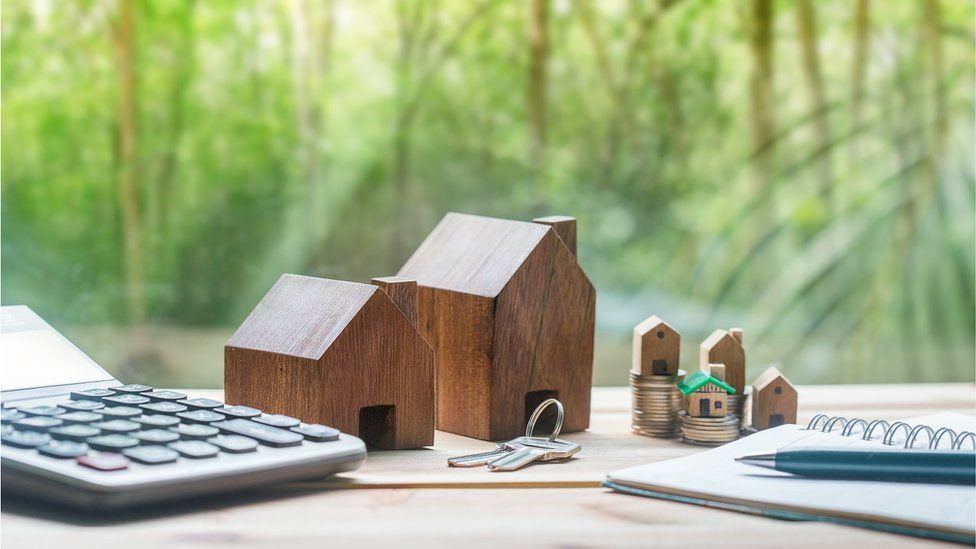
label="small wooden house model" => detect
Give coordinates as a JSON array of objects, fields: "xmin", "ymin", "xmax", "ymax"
[
  {"xmin": 751, "ymin": 366, "xmax": 797, "ymax": 430},
  {"xmin": 679, "ymin": 370, "xmax": 735, "ymax": 418},
  {"xmin": 398, "ymin": 213, "xmax": 595, "ymax": 441},
  {"xmin": 224, "ymin": 274, "xmax": 434, "ymax": 449},
  {"xmin": 632, "ymin": 316, "xmax": 680, "ymax": 376},
  {"xmin": 700, "ymin": 328, "xmax": 746, "ymax": 394}
]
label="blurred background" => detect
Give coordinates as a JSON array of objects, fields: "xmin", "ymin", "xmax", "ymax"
[{"xmin": 2, "ymin": 0, "xmax": 974, "ymax": 388}]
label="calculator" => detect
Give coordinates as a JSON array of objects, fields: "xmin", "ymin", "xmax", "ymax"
[{"xmin": 0, "ymin": 305, "xmax": 366, "ymax": 509}]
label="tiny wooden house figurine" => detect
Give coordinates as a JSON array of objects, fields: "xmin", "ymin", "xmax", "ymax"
[
  {"xmin": 398, "ymin": 213, "xmax": 595, "ymax": 441},
  {"xmin": 224, "ymin": 274, "xmax": 434, "ymax": 449},
  {"xmin": 751, "ymin": 366, "xmax": 797, "ymax": 430},
  {"xmin": 700, "ymin": 328, "xmax": 746, "ymax": 394},
  {"xmin": 632, "ymin": 315, "xmax": 680, "ymax": 376},
  {"xmin": 679, "ymin": 370, "xmax": 735, "ymax": 418}
]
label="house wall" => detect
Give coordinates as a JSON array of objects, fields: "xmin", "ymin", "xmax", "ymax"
[
  {"xmin": 491, "ymin": 230, "xmax": 596, "ymax": 440},
  {"xmin": 415, "ymin": 286, "xmax": 495, "ymax": 440}
]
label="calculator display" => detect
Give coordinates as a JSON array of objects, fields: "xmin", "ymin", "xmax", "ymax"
[{"xmin": 0, "ymin": 306, "xmax": 113, "ymax": 392}]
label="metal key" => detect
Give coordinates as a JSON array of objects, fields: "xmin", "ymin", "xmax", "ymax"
[
  {"xmin": 447, "ymin": 398, "xmax": 582, "ymax": 470},
  {"xmin": 486, "ymin": 437, "xmax": 581, "ymax": 471},
  {"xmin": 448, "ymin": 437, "xmax": 530, "ymax": 467}
]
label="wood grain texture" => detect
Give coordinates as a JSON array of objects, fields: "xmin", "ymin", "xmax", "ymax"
[
  {"xmin": 632, "ymin": 316, "xmax": 680, "ymax": 376},
  {"xmin": 5, "ymin": 385, "xmax": 970, "ymax": 549},
  {"xmin": 686, "ymin": 392, "xmax": 728, "ymax": 417},
  {"xmin": 225, "ymin": 274, "xmax": 434, "ymax": 449},
  {"xmin": 532, "ymin": 215, "xmax": 577, "ymax": 256},
  {"xmin": 701, "ymin": 329, "xmax": 746, "ymax": 394},
  {"xmin": 400, "ymin": 213, "xmax": 595, "ymax": 440},
  {"xmin": 751, "ymin": 366, "xmax": 798, "ymax": 430},
  {"xmin": 371, "ymin": 276, "xmax": 418, "ymax": 329}
]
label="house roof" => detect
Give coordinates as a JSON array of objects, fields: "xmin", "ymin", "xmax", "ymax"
[
  {"xmin": 678, "ymin": 370, "xmax": 736, "ymax": 395},
  {"xmin": 398, "ymin": 213, "xmax": 554, "ymax": 297},
  {"xmin": 226, "ymin": 274, "xmax": 378, "ymax": 360},
  {"xmin": 752, "ymin": 365, "xmax": 795, "ymax": 391},
  {"xmin": 701, "ymin": 329, "xmax": 741, "ymax": 351},
  {"xmin": 633, "ymin": 315, "xmax": 677, "ymax": 337}
]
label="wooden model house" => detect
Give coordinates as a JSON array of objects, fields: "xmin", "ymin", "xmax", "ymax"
[
  {"xmin": 632, "ymin": 315, "xmax": 680, "ymax": 376},
  {"xmin": 398, "ymin": 213, "xmax": 595, "ymax": 441},
  {"xmin": 751, "ymin": 366, "xmax": 797, "ymax": 430},
  {"xmin": 700, "ymin": 328, "xmax": 746, "ymax": 394},
  {"xmin": 679, "ymin": 369, "xmax": 735, "ymax": 418},
  {"xmin": 224, "ymin": 274, "xmax": 434, "ymax": 449}
]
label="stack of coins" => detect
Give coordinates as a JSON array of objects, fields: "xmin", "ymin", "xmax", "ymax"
[
  {"xmin": 630, "ymin": 369, "xmax": 685, "ymax": 438},
  {"xmin": 679, "ymin": 411, "xmax": 740, "ymax": 446},
  {"xmin": 725, "ymin": 387, "xmax": 751, "ymax": 428}
]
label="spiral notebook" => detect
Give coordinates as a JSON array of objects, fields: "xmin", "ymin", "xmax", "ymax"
[{"xmin": 605, "ymin": 412, "xmax": 976, "ymax": 544}]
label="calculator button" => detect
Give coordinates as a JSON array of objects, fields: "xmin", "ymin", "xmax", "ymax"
[
  {"xmin": 111, "ymin": 384, "xmax": 153, "ymax": 394},
  {"xmin": 39, "ymin": 440, "xmax": 89, "ymax": 459},
  {"xmin": 99, "ymin": 406, "xmax": 142, "ymax": 419},
  {"xmin": 253, "ymin": 414, "xmax": 300, "ymax": 429},
  {"xmin": 291, "ymin": 424, "xmax": 340, "ymax": 442},
  {"xmin": 132, "ymin": 414, "xmax": 180, "ymax": 429},
  {"xmin": 50, "ymin": 424, "xmax": 101, "ymax": 441},
  {"xmin": 218, "ymin": 405, "xmax": 261, "ymax": 418},
  {"xmin": 168, "ymin": 440, "xmax": 219, "ymax": 459},
  {"xmin": 77, "ymin": 452, "xmax": 129, "ymax": 471},
  {"xmin": 56, "ymin": 411, "xmax": 104, "ymax": 424},
  {"xmin": 131, "ymin": 429, "xmax": 181, "ymax": 445},
  {"xmin": 123, "ymin": 445, "xmax": 179, "ymax": 464},
  {"xmin": 143, "ymin": 390, "xmax": 187, "ymax": 402},
  {"xmin": 208, "ymin": 435, "xmax": 259, "ymax": 454},
  {"xmin": 92, "ymin": 420, "xmax": 141, "ymax": 434},
  {"xmin": 169, "ymin": 424, "xmax": 219, "ymax": 440},
  {"xmin": 14, "ymin": 416, "xmax": 63, "ymax": 432},
  {"xmin": 213, "ymin": 419, "xmax": 303, "ymax": 447},
  {"xmin": 104, "ymin": 394, "xmax": 151, "ymax": 406},
  {"xmin": 19, "ymin": 405, "xmax": 66, "ymax": 417},
  {"xmin": 71, "ymin": 388, "xmax": 117, "ymax": 401},
  {"xmin": 59, "ymin": 400, "xmax": 105, "ymax": 412},
  {"xmin": 141, "ymin": 402, "xmax": 188, "ymax": 415},
  {"xmin": 177, "ymin": 410, "xmax": 226, "ymax": 424},
  {"xmin": 1, "ymin": 410, "xmax": 26, "ymax": 423},
  {"xmin": 87, "ymin": 434, "xmax": 140, "ymax": 452},
  {"xmin": 2, "ymin": 430, "xmax": 51, "ymax": 448},
  {"xmin": 177, "ymin": 398, "xmax": 223, "ymax": 410}
]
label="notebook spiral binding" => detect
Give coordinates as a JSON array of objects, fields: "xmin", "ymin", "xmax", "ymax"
[{"xmin": 805, "ymin": 414, "xmax": 976, "ymax": 450}]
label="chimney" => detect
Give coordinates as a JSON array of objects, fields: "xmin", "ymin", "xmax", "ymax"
[
  {"xmin": 372, "ymin": 276, "xmax": 418, "ymax": 329},
  {"xmin": 533, "ymin": 215, "xmax": 577, "ymax": 257},
  {"xmin": 729, "ymin": 328, "xmax": 743, "ymax": 345},
  {"xmin": 708, "ymin": 363, "xmax": 727, "ymax": 382}
]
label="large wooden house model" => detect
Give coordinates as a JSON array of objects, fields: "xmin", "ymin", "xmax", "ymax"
[
  {"xmin": 224, "ymin": 274, "xmax": 434, "ymax": 449},
  {"xmin": 399, "ymin": 213, "xmax": 596, "ymax": 440}
]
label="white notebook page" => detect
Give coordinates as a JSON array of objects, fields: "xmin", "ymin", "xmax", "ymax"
[{"xmin": 607, "ymin": 413, "xmax": 976, "ymax": 535}]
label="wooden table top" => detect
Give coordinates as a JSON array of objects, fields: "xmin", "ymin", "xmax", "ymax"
[{"xmin": 3, "ymin": 383, "xmax": 973, "ymax": 547}]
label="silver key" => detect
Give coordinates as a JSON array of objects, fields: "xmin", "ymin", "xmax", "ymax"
[
  {"xmin": 447, "ymin": 437, "xmax": 529, "ymax": 467},
  {"xmin": 486, "ymin": 437, "xmax": 581, "ymax": 471}
]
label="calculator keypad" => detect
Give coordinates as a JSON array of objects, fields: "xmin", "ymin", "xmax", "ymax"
[{"xmin": 2, "ymin": 386, "xmax": 342, "ymax": 473}]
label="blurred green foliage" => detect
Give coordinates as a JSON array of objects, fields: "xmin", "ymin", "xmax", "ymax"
[{"xmin": 2, "ymin": 0, "xmax": 973, "ymax": 387}]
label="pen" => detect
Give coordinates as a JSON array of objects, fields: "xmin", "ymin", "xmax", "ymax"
[{"xmin": 736, "ymin": 447, "xmax": 976, "ymax": 485}]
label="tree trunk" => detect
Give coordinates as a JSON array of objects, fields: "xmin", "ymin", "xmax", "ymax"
[
  {"xmin": 112, "ymin": 0, "xmax": 144, "ymax": 322},
  {"xmin": 748, "ymin": 0, "xmax": 776, "ymax": 241},
  {"xmin": 795, "ymin": 0, "xmax": 832, "ymax": 209},
  {"xmin": 849, "ymin": 0, "xmax": 870, "ymax": 162},
  {"xmin": 526, "ymin": 0, "xmax": 549, "ymax": 186}
]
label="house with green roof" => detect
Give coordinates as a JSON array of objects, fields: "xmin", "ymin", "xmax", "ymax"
[{"xmin": 679, "ymin": 369, "xmax": 735, "ymax": 418}]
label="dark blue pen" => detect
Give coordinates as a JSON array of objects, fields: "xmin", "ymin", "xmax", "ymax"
[{"xmin": 736, "ymin": 447, "xmax": 976, "ymax": 485}]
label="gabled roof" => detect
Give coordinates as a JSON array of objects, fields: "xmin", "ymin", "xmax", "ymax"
[
  {"xmin": 678, "ymin": 370, "xmax": 736, "ymax": 395},
  {"xmin": 701, "ymin": 329, "xmax": 741, "ymax": 351},
  {"xmin": 227, "ymin": 274, "xmax": 378, "ymax": 360},
  {"xmin": 633, "ymin": 315, "xmax": 677, "ymax": 336},
  {"xmin": 752, "ymin": 366, "xmax": 795, "ymax": 391},
  {"xmin": 398, "ymin": 213, "xmax": 554, "ymax": 297}
]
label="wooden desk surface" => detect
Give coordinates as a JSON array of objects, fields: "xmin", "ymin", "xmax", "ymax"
[{"xmin": 3, "ymin": 383, "xmax": 973, "ymax": 548}]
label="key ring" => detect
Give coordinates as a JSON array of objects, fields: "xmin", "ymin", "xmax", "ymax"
[{"xmin": 525, "ymin": 398, "xmax": 564, "ymax": 443}]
